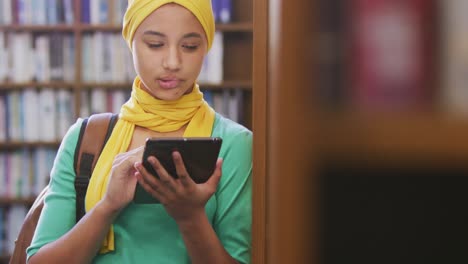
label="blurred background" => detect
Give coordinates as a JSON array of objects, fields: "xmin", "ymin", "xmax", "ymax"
[
  {"xmin": 257, "ymin": 0, "xmax": 468, "ymax": 263},
  {"xmin": 314, "ymin": 0, "xmax": 468, "ymax": 263}
]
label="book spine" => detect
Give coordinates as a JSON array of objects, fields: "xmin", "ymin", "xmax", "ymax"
[
  {"xmin": 349, "ymin": 0, "xmax": 433, "ymax": 110},
  {"xmin": 81, "ymin": 0, "xmax": 90, "ymax": 24},
  {"xmin": 440, "ymin": 0, "xmax": 468, "ymax": 115},
  {"xmin": 219, "ymin": 0, "xmax": 232, "ymax": 23},
  {"xmin": 316, "ymin": 0, "xmax": 346, "ymax": 107}
]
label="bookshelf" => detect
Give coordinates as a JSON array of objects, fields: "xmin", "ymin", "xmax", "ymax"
[
  {"xmin": 253, "ymin": 0, "xmax": 468, "ymax": 263},
  {"xmin": 0, "ymin": 0, "xmax": 252, "ymax": 262}
]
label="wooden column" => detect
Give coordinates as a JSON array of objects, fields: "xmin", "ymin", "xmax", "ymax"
[{"xmin": 253, "ymin": 0, "xmax": 317, "ymax": 263}]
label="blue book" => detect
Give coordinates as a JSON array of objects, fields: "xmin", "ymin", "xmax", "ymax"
[
  {"xmin": 81, "ymin": 0, "xmax": 90, "ymax": 24},
  {"xmin": 99, "ymin": 0, "xmax": 109, "ymax": 24},
  {"xmin": 17, "ymin": 0, "xmax": 26, "ymax": 24},
  {"xmin": 219, "ymin": 0, "xmax": 232, "ymax": 23},
  {"xmin": 63, "ymin": 0, "xmax": 74, "ymax": 24},
  {"xmin": 46, "ymin": 0, "xmax": 57, "ymax": 25},
  {"xmin": 5, "ymin": 93, "xmax": 10, "ymax": 141},
  {"xmin": 203, "ymin": 90, "xmax": 214, "ymax": 107},
  {"xmin": 212, "ymin": 0, "xmax": 220, "ymax": 23},
  {"xmin": 0, "ymin": 207, "xmax": 3, "ymax": 254}
]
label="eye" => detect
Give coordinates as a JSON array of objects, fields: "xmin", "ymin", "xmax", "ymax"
[
  {"xmin": 182, "ymin": 44, "xmax": 199, "ymax": 51},
  {"xmin": 148, "ymin": 43, "xmax": 164, "ymax": 49}
]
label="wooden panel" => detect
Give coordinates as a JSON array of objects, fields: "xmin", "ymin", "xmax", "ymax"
[
  {"xmin": 252, "ymin": 0, "xmax": 268, "ymax": 262},
  {"xmin": 233, "ymin": 0, "xmax": 253, "ymax": 23},
  {"xmin": 266, "ymin": 0, "xmax": 317, "ymax": 263}
]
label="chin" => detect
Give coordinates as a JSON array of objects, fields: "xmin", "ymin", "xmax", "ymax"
[{"xmin": 151, "ymin": 89, "xmax": 184, "ymax": 101}]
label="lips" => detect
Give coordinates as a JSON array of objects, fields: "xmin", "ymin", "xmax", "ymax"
[{"xmin": 158, "ymin": 78, "xmax": 180, "ymax": 89}]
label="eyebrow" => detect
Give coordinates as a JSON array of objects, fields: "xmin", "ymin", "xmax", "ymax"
[{"xmin": 143, "ymin": 30, "xmax": 202, "ymax": 39}]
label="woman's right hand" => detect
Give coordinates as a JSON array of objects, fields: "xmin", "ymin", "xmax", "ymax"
[{"xmin": 102, "ymin": 146, "xmax": 144, "ymax": 213}]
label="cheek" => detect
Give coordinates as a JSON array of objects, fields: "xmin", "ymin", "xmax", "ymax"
[
  {"xmin": 133, "ymin": 49, "xmax": 160, "ymax": 74},
  {"xmin": 188, "ymin": 54, "xmax": 206, "ymax": 73}
]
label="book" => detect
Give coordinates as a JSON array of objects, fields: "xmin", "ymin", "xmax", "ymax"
[
  {"xmin": 219, "ymin": 0, "xmax": 232, "ymax": 23},
  {"xmin": 11, "ymin": 33, "xmax": 34, "ymax": 83},
  {"xmin": 38, "ymin": 88, "xmax": 57, "ymax": 142},
  {"xmin": 209, "ymin": 32, "xmax": 224, "ymax": 83},
  {"xmin": 33, "ymin": 148, "xmax": 54, "ymax": 196},
  {"xmin": 0, "ymin": 153, "xmax": 5, "ymax": 197},
  {"xmin": 440, "ymin": 0, "xmax": 468, "ymax": 115},
  {"xmin": 63, "ymin": 0, "xmax": 74, "ymax": 24},
  {"xmin": 56, "ymin": 89, "xmax": 73, "ymax": 140},
  {"xmin": 0, "ymin": 32, "xmax": 7, "ymax": 82},
  {"xmin": 6, "ymin": 91, "xmax": 23, "ymax": 142},
  {"xmin": 22, "ymin": 89, "xmax": 40, "ymax": 142},
  {"xmin": 6, "ymin": 205, "xmax": 27, "ymax": 253},
  {"xmin": 349, "ymin": 0, "xmax": 434, "ymax": 110},
  {"xmin": 34, "ymin": 34, "xmax": 51, "ymax": 82},
  {"xmin": 316, "ymin": 0, "xmax": 347, "ymax": 107},
  {"xmin": 80, "ymin": 91, "xmax": 91, "ymax": 118},
  {"xmin": 111, "ymin": 90, "xmax": 128, "ymax": 114},
  {"xmin": 81, "ymin": 0, "xmax": 90, "ymax": 24},
  {"xmin": 1, "ymin": 0, "xmax": 13, "ymax": 25},
  {"xmin": 46, "ymin": 0, "xmax": 58, "ymax": 25},
  {"xmin": 0, "ymin": 94, "xmax": 6, "ymax": 142},
  {"xmin": 90, "ymin": 89, "xmax": 107, "ymax": 114},
  {"xmin": 0, "ymin": 207, "xmax": 4, "ymax": 254}
]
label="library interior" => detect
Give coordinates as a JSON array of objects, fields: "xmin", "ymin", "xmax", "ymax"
[{"xmin": 1, "ymin": 0, "xmax": 468, "ymax": 263}]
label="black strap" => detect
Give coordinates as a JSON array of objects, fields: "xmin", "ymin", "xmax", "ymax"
[{"xmin": 73, "ymin": 114, "xmax": 118, "ymax": 222}]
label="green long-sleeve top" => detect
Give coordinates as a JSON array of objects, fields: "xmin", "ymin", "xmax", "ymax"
[{"xmin": 27, "ymin": 113, "xmax": 252, "ymax": 263}]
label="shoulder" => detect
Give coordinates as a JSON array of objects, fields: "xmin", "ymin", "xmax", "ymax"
[
  {"xmin": 212, "ymin": 113, "xmax": 252, "ymax": 143},
  {"xmin": 212, "ymin": 114, "xmax": 252, "ymax": 157}
]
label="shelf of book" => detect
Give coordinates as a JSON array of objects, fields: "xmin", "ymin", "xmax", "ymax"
[{"xmin": 0, "ymin": 0, "xmax": 252, "ymax": 261}]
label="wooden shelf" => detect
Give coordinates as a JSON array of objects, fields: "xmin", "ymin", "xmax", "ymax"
[
  {"xmin": 200, "ymin": 80, "xmax": 252, "ymax": 89},
  {"xmin": 79, "ymin": 80, "xmax": 252, "ymax": 90},
  {"xmin": 317, "ymin": 111, "xmax": 468, "ymax": 167},
  {"xmin": 0, "ymin": 82, "xmax": 75, "ymax": 89},
  {"xmin": 216, "ymin": 22, "xmax": 253, "ymax": 32},
  {"xmin": 0, "ymin": 24, "xmax": 75, "ymax": 32},
  {"xmin": 0, "ymin": 197, "xmax": 35, "ymax": 205},
  {"xmin": 0, "ymin": 22, "xmax": 253, "ymax": 33},
  {"xmin": 0, "ymin": 141, "xmax": 61, "ymax": 150},
  {"xmin": 78, "ymin": 24, "xmax": 122, "ymax": 32}
]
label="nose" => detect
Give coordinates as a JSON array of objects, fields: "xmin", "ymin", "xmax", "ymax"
[{"xmin": 162, "ymin": 46, "xmax": 181, "ymax": 71}]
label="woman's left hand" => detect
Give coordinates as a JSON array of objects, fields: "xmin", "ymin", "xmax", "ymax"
[{"xmin": 134, "ymin": 151, "xmax": 222, "ymax": 223}]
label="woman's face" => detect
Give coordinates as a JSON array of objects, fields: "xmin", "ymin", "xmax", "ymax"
[{"xmin": 132, "ymin": 3, "xmax": 208, "ymax": 101}]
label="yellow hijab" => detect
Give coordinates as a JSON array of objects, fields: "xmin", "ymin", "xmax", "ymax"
[
  {"xmin": 85, "ymin": 0, "xmax": 216, "ymax": 253},
  {"xmin": 122, "ymin": 0, "xmax": 215, "ymax": 51}
]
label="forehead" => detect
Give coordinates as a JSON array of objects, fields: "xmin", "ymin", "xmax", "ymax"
[{"xmin": 137, "ymin": 3, "xmax": 205, "ymax": 34}]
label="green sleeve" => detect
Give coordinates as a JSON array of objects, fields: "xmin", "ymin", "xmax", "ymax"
[
  {"xmin": 214, "ymin": 126, "xmax": 252, "ymax": 264},
  {"xmin": 26, "ymin": 119, "xmax": 83, "ymax": 259}
]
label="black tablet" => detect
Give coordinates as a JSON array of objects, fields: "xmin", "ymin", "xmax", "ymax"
[{"xmin": 133, "ymin": 137, "xmax": 223, "ymax": 204}]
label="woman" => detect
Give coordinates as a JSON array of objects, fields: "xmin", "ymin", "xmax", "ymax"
[{"xmin": 27, "ymin": 1, "xmax": 252, "ymax": 263}]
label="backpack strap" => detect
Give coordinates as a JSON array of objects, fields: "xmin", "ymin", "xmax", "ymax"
[{"xmin": 73, "ymin": 113, "xmax": 119, "ymax": 222}]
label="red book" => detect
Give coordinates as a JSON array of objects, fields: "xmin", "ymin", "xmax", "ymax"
[{"xmin": 349, "ymin": 0, "xmax": 435, "ymax": 110}]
